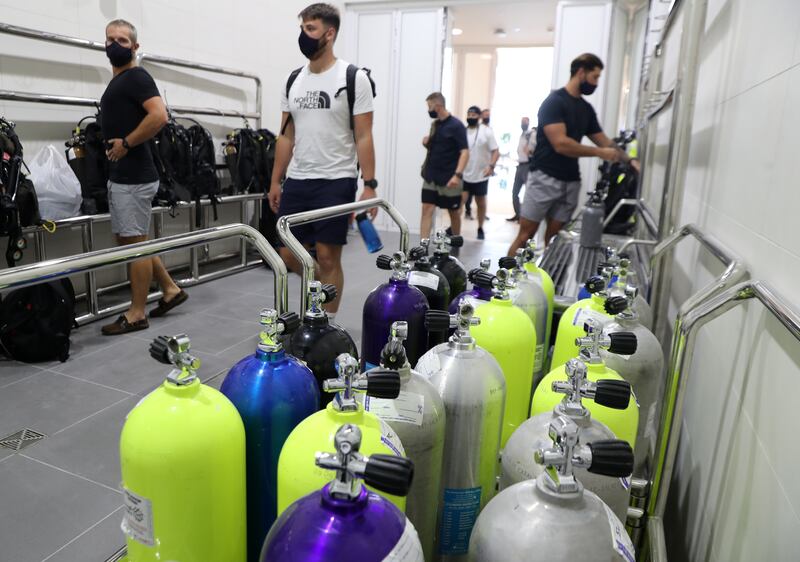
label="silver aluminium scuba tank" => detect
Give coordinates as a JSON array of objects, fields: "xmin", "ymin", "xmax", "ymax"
[
  {"xmin": 500, "ymin": 358, "xmax": 633, "ymax": 522},
  {"xmin": 469, "ymin": 416, "xmax": 635, "ymax": 562},
  {"xmin": 360, "ymin": 321, "xmax": 446, "ymax": 561},
  {"xmin": 610, "ymin": 257, "xmax": 653, "ymax": 330},
  {"xmin": 417, "ymin": 302, "xmax": 506, "ymax": 561},
  {"xmin": 580, "ymin": 190, "xmax": 606, "ymax": 248},
  {"xmin": 601, "ymin": 289, "xmax": 664, "ymax": 476},
  {"xmin": 498, "ymin": 249, "xmax": 549, "ymax": 390}
]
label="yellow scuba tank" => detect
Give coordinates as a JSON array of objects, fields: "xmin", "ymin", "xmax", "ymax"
[
  {"xmin": 120, "ymin": 335, "xmax": 246, "ymax": 562},
  {"xmin": 277, "ymin": 354, "xmax": 408, "ymax": 514},
  {"xmin": 532, "ymin": 318, "xmax": 640, "ymax": 447}
]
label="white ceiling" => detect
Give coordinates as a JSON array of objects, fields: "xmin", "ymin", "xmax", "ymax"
[{"xmin": 450, "ymin": 1, "xmax": 559, "ymax": 46}]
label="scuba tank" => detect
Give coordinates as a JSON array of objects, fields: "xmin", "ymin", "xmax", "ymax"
[
  {"xmin": 407, "ymin": 246, "xmax": 451, "ymax": 349},
  {"xmin": 120, "ymin": 335, "xmax": 246, "ymax": 562},
  {"xmin": 521, "ymin": 238, "xmax": 555, "ymax": 349},
  {"xmin": 219, "ymin": 309, "xmax": 320, "ymax": 560},
  {"xmin": 363, "ymin": 251, "xmax": 430, "ymax": 369},
  {"xmin": 448, "ymin": 258, "xmax": 493, "ymax": 314},
  {"xmin": 552, "ymin": 267, "xmax": 615, "ymax": 368},
  {"xmin": 418, "ymin": 303, "xmax": 506, "ymax": 560},
  {"xmin": 469, "ymin": 416, "xmax": 635, "ymax": 562},
  {"xmin": 580, "ymin": 190, "xmax": 606, "ymax": 248},
  {"xmin": 277, "ymin": 354, "xmax": 408, "ymax": 514},
  {"xmin": 610, "ymin": 257, "xmax": 653, "ymax": 330},
  {"xmin": 532, "ymin": 318, "xmax": 640, "ymax": 447},
  {"xmin": 285, "ymin": 280, "xmax": 358, "ymax": 407},
  {"xmin": 426, "ymin": 230, "xmax": 468, "ymax": 298},
  {"xmin": 500, "ymin": 358, "xmax": 633, "ymax": 522},
  {"xmin": 499, "ymin": 249, "xmax": 549, "ymax": 390},
  {"xmin": 601, "ymin": 290, "xmax": 664, "ymax": 475},
  {"xmin": 470, "ymin": 268, "xmax": 536, "ymax": 447},
  {"xmin": 360, "ymin": 322, "xmax": 445, "ymax": 561},
  {"xmin": 263, "ymin": 424, "xmax": 422, "ymax": 562}
]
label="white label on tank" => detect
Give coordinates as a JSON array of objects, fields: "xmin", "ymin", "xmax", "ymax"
[
  {"xmin": 121, "ymin": 487, "xmax": 154, "ymax": 546},
  {"xmin": 414, "ymin": 351, "xmax": 440, "ymax": 379},
  {"xmin": 534, "ymin": 343, "xmax": 545, "ymax": 372},
  {"xmin": 365, "ymin": 391, "xmax": 425, "ymax": 427},
  {"xmin": 604, "ymin": 502, "xmax": 636, "ymax": 562},
  {"xmin": 378, "ymin": 418, "xmax": 406, "ymax": 456},
  {"xmin": 572, "ymin": 307, "xmax": 607, "ymax": 328},
  {"xmin": 382, "ymin": 517, "xmax": 424, "ymax": 561},
  {"xmin": 408, "ymin": 271, "xmax": 440, "ymax": 291}
]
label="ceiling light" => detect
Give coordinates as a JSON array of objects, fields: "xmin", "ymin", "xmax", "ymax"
[
  {"xmin": 494, "ymin": 28, "xmax": 507, "ymax": 38},
  {"xmin": 513, "ymin": 28, "xmax": 521, "ymax": 33},
  {"xmin": 480, "ymin": 54, "xmax": 492, "ymax": 60},
  {"xmin": 452, "ymin": 28, "xmax": 463, "ymax": 36}
]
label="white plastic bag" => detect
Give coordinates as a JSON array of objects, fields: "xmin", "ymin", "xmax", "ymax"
[{"xmin": 28, "ymin": 145, "xmax": 82, "ymax": 220}]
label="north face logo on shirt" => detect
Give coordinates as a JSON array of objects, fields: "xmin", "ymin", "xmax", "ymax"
[{"xmin": 294, "ymin": 90, "xmax": 331, "ymax": 109}]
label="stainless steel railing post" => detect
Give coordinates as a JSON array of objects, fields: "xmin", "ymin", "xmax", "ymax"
[{"xmin": 277, "ymin": 199, "xmax": 409, "ymax": 315}]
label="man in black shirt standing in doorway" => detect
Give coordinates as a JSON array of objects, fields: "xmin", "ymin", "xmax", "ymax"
[
  {"xmin": 420, "ymin": 92, "xmax": 469, "ymax": 240},
  {"xmin": 507, "ymin": 53, "xmax": 629, "ymax": 256},
  {"xmin": 100, "ymin": 19, "xmax": 187, "ymax": 335}
]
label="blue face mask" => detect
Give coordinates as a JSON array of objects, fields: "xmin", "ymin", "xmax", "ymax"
[{"xmin": 106, "ymin": 41, "xmax": 133, "ymax": 67}]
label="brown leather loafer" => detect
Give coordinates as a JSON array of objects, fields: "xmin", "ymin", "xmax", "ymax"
[
  {"xmin": 149, "ymin": 290, "xmax": 189, "ymax": 318},
  {"xmin": 101, "ymin": 314, "xmax": 149, "ymax": 336}
]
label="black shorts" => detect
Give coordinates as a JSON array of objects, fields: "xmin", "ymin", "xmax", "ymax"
[
  {"xmin": 421, "ymin": 180, "xmax": 462, "ymax": 210},
  {"xmin": 278, "ymin": 177, "xmax": 357, "ymax": 246},
  {"xmin": 463, "ymin": 180, "xmax": 489, "ymax": 197}
]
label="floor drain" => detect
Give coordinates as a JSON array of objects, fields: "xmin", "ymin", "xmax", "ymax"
[{"xmin": 0, "ymin": 428, "xmax": 46, "ymax": 452}]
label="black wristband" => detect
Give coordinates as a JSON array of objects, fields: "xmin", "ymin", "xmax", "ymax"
[
  {"xmin": 455, "ymin": 172, "xmax": 463, "ymax": 179},
  {"xmin": 363, "ymin": 178, "xmax": 378, "ymax": 189},
  {"xmin": 122, "ymin": 138, "xmax": 130, "ymax": 149}
]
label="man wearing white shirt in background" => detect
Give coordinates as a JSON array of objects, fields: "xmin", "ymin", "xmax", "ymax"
[
  {"xmin": 508, "ymin": 117, "xmax": 536, "ymax": 222},
  {"xmin": 461, "ymin": 105, "xmax": 499, "ymax": 240}
]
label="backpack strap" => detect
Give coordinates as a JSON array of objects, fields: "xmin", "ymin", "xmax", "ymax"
[
  {"xmin": 345, "ymin": 64, "xmax": 376, "ymax": 131},
  {"xmin": 280, "ymin": 67, "xmax": 304, "ymax": 137}
]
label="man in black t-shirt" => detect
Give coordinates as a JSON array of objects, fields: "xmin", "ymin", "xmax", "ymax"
[
  {"xmin": 99, "ymin": 19, "xmax": 187, "ymax": 335},
  {"xmin": 420, "ymin": 92, "xmax": 469, "ymax": 239},
  {"xmin": 507, "ymin": 53, "xmax": 630, "ymax": 256}
]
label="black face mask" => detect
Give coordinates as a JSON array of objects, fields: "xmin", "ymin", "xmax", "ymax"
[
  {"xmin": 482, "ymin": 117, "xmax": 490, "ymax": 125},
  {"xmin": 521, "ymin": 123, "xmax": 529, "ymax": 131},
  {"xmin": 298, "ymin": 29, "xmax": 325, "ymax": 59},
  {"xmin": 467, "ymin": 117, "xmax": 479, "ymax": 127},
  {"xmin": 580, "ymin": 80, "xmax": 597, "ymax": 95},
  {"xmin": 106, "ymin": 41, "xmax": 133, "ymax": 67},
  {"xmin": 428, "ymin": 109, "xmax": 438, "ymax": 118}
]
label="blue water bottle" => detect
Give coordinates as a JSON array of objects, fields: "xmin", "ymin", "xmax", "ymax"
[{"xmin": 356, "ymin": 212, "xmax": 383, "ymax": 253}]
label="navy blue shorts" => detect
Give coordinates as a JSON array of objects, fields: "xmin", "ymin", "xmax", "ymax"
[{"xmin": 278, "ymin": 177, "xmax": 357, "ymax": 246}]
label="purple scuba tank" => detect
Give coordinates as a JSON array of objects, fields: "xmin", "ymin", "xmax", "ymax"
[
  {"xmin": 261, "ymin": 424, "xmax": 423, "ymax": 562},
  {"xmin": 362, "ymin": 251, "xmax": 430, "ymax": 370},
  {"xmin": 448, "ymin": 258, "xmax": 494, "ymax": 314}
]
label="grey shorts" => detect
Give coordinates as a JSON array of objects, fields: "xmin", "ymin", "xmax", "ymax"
[
  {"xmin": 108, "ymin": 180, "xmax": 159, "ymax": 237},
  {"xmin": 520, "ymin": 169, "xmax": 581, "ymax": 223}
]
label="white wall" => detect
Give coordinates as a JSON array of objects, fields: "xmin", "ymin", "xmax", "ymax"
[{"xmin": 639, "ymin": 0, "xmax": 800, "ymax": 559}]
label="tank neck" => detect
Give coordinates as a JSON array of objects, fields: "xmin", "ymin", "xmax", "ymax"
[
  {"xmin": 398, "ymin": 364, "xmax": 412, "ymax": 385},
  {"xmin": 475, "ymin": 286, "xmax": 493, "ymax": 300},
  {"xmin": 554, "ymin": 402, "xmax": 591, "ymax": 425},
  {"xmin": 255, "ymin": 348, "xmax": 285, "ymax": 362},
  {"xmin": 326, "ymin": 400, "xmax": 366, "ymax": 419},
  {"xmin": 390, "ymin": 277, "xmax": 409, "ymax": 287},
  {"xmin": 304, "ymin": 315, "xmax": 330, "ymax": 327},
  {"xmin": 162, "ymin": 376, "xmax": 202, "ymax": 396},
  {"xmin": 320, "ymin": 482, "xmax": 370, "ymax": 512},
  {"xmin": 590, "ymin": 293, "xmax": 606, "ymax": 306}
]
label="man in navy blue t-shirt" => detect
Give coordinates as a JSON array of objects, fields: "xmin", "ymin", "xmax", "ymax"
[
  {"xmin": 420, "ymin": 92, "xmax": 469, "ymax": 239},
  {"xmin": 507, "ymin": 53, "xmax": 631, "ymax": 256}
]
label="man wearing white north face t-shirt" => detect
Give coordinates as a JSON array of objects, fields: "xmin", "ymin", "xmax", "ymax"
[{"xmin": 269, "ymin": 3, "xmax": 377, "ymax": 315}]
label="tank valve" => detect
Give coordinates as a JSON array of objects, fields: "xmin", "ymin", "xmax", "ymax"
[
  {"xmin": 315, "ymin": 424, "xmax": 415, "ymax": 500},
  {"xmin": 376, "ymin": 251, "xmax": 411, "ymax": 280},
  {"xmin": 584, "ymin": 274, "xmax": 607, "ymax": 295},
  {"xmin": 575, "ymin": 318, "xmax": 638, "ymax": 363},
  {"xmin": 323, "ymin": 353, "xmax": 401, "ymax": 412},
  {"xmin": 606, "ymin": 286, "xmax": 639, "ymax": 321},
  {"xmin": 431, "ymin": 229, "xmax": 463, "ymax": 254},
  {"xmin": 150, "ymin": 334, "xmax": 201, "ymax": 386},
  {"xmin": 425, "ymin": 301, "xmax": 480, "ymax": 344},
  {"xmin": 380, "ymin": 322, "xmax": 409, "ymax": 370},
  {"xmin": 473, "ymin": 268, "xmax": 514, "ymax": 299},
  {"xmin": 534, "ymin": 416, "xmax": 634, "ymax": 494},
  {"xmin": 305, "ymin": 281, "xmax": 338, "ymax": 317},
  {"xmin": 552, "ymin": 359, "xmax": 632, "ymax": 416},
  {"xmin": 258, "ymin": 309, "xmax": 300, "ymax": 352}
]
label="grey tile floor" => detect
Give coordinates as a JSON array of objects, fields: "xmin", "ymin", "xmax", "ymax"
[{"xmin": 0, "ymin": 213, "xmax": 520, "ymax": 562}]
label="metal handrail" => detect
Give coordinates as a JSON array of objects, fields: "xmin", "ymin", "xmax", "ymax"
[
  {"xmin": 0, "ymin": 89, "xmax": 259, "ymax": 120},
  {"xmin": 649, "ymin": 281, "xmax": 800, "ymax": 520},
  {"xmin": 0, "ymin": 22, "xmax": 261, "ymax": 125},
  {"xmin": 0, "ymin": 224, "xmax": 288, "ymax": 314},
  {"xmin": 277, "ymin": 198, "xmax": 409, "ymax": 315},
  {"xmin": 649, "ymin": 224, "xmax": 747, "ymax": 334},
  {"xmin": 647, "ymin": 515, "xmax": 668, "ymax": 562}
]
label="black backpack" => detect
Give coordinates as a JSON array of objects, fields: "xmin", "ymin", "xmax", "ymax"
[
  {"xmin": 65, "ymin": 115, "xmax": 110, "ymax": 215},
  {"xmin": 0, "ymin": 279, "xmax": 76, "ymax": 363},
  {"xmin": 282, "ymin": 64, "xmax": 376, "ymax": 135},
  {"xmin": 222, "ymin": 128, "xmax": 276, "ymax": 194},
  {"xmin": 603, "ymin": 163, "xmax": 639, "ymax": 235},
  {"xmin": 0, "ymin": 117, "xmax": 38, "ymax": 266},
  {"xmin": 186, "ymin": 123, "xmax": 221, "ymax": 226}
]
